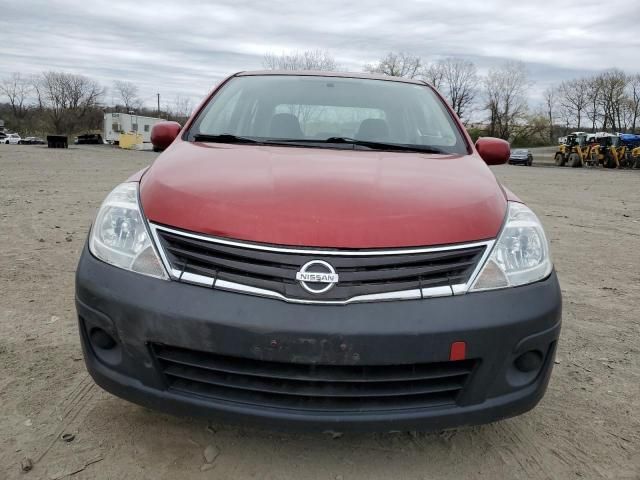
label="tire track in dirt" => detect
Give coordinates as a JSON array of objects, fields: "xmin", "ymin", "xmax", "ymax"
[{"xmin": 33, "ymin": 374, "xmax": 96, "ymax": 465}]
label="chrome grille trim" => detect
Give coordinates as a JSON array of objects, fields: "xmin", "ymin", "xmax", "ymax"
[{"xmin": 149, "ymin": 223, "xmax": 495, "ymax": 305}]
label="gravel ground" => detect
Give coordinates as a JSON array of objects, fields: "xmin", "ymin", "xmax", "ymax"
[{"xmin": 1, "ymin": 144, "xmax": 638, "ymax": 480}]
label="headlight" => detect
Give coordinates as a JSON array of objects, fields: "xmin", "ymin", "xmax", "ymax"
[
  {"xmin": 89, "ymin": 182, "xmax": 168, "ymax": 279},
  {"xmin": 470, "ymin": 202, "xmax": 552, "ymax": 291}
]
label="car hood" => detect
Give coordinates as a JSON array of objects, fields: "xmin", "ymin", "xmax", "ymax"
[{"xmin": 140, "ymin": 141, "xmax": 507, "ymax": 248}]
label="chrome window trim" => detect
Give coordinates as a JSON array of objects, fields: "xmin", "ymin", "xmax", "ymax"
[{"xmin": 149, "ymin": 222, "xmax": 495, "ymax": 305}]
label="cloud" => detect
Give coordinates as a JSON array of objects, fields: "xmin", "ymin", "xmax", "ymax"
[{"xmin": 1, "ymin": 0, "xmax": 638, "ymax": 109}]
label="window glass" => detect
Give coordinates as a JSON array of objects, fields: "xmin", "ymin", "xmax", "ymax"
[{"xmin": 190, "ymin": 75, "xmax": 467, "ymax": 154}]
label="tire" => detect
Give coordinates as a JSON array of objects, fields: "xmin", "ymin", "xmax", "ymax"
[
  {"xmin": 604, "ymin": 152, "xmax": 616, "ymax": 169},
  {"xmin": 554, "ymin": 153, "xmax": 566, "ymax": 167},
  {"xmin": 569, "ymin": 153, "xmax": 582, "ymax": 168}
]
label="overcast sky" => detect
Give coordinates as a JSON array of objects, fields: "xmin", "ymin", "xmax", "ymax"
[{"xmin": 1, "ymin": 0, "xmax": 639, "ymax": 110}]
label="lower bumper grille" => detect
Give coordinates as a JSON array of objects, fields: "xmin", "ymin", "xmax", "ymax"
[{"xmin": 152, "ymin": 344, "xmax": 476, "ymax": 412}]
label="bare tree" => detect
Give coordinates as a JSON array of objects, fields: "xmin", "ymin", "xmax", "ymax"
[
  {"xmin": 262, "ymin": 49, "xmax": 338, "ymax": 71},
  {"xmin": 558, "ymin": 79, "xmax": 589, "ymax": 129},
  {"xmin": 168, "ymin": 95, "xmax": 194, "ymax": 123},
  {"xmin": 597, "ymin": 70, "xmax": 627, "ymax": 131},
  {"xmin": 31, "ymin": 73, "xmax": 45, "ymax": 111},
  {"xmin": 437, "ymin": 58, "xmax": 477, "ymax": 119},
  {"xmin": 0, "ymin": 73, "xmax": 33, "ymax": 119},
  {"xmin": 543, "ymin": 86, "xmax": 556, "ymax": 143},
  {"xmin": 422, "ymin": 62, "xmax": 444, "ymax": 90},
  {"xmin": 38, "ymin": 71, "xmax": 104, "ymax": 133},
  {"xmin": 625, "ymin": 74, "xmax": 640, "ymax": 133},
  {"xmin": 113, "ymin": 80, "xmax": 141, "ymax": 111},
  {"xmin": 364, "ymin": 52, "xmax": 423, "ymax": 78},
  {"xmin": 585, "ymin": 76, "xmax": 602, "ymax": 132},
  {"xmin": 484, "ymin": 62, "xmax": 529, "ymax": 140}
]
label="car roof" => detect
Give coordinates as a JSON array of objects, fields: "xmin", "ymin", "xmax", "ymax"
[{"xmin": 235, "ymin": 70, "xmax": 429, "ymax": 86}]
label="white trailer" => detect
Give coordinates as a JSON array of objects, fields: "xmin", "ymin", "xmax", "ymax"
[{"xmin": 104, "ymin": 113, "xmax": 164, "ymax": 143}]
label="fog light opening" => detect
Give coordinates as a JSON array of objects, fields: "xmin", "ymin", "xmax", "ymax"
[
  {"xmin": 514, "ymin": 350, "xmax": 543, "ymax": 373},
  {"xmin": 90, "ymin": 328, "xmax": 117, "ymax": 350}
]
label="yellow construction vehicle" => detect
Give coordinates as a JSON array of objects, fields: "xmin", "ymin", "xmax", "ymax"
[
  {"xmin": 554, "ymin": 133, "xmax": 595, "ymax": 167},
  {"xmin": 589, "ymin": 144, "xmax": 605, "ymax": 167},
  {"xmin": 589, "ymin": 135, "xmax": 616, "ymax": 168},
  {"xmin": 558, "ymin": 132, "xmax": 640, "ymax": 168},
  {"xmin": 632, "ymin": 146, "xmax": 640, "ymax": 168},
  {"xmin": 611, "ymin": 144, "xmax": 629, "ymax": 168},
  {"xmin": 603, "ymin": 137, "xmax": 630, "ymax": 168},
  {"xmin": 614, "ymin": 134, "xmax": 640, "ymax": 168},
  {"xmin": 588, "ymin": 134, "xmax": 636, "ymax": 168}
]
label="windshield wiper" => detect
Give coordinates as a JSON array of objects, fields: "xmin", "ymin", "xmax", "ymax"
[
  {"xmin": 193, "ymin": 134, "xmax": 318, "ymax": 148},
  {"xmin": 327, "ymin": 137, "xmax": 446, "ymax": 153},
  {"xmin": 275, "ymin": 137, "xmax": 446, "ymax": 153},
  {"xmin": 193, "ymin": 133, "xmax": 262, "ymax": 144},
  {"xmin": 193, "ymin": 134, "xmax": 447, "ymax": 153}
]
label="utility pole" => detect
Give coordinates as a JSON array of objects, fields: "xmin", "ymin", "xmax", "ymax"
[{"xmin": 157, "ymin": 93, "xmax": 160, "ymax": 117}]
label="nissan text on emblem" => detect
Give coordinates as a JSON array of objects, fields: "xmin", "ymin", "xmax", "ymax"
[{"xmin": 296, "ymin": 260, "xmax": 339, "ymax": 294}]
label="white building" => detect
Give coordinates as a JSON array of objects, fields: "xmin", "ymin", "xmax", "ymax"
[{"xmin": 104, "ymin": 113, "xmax": 164, "ymax": 143}]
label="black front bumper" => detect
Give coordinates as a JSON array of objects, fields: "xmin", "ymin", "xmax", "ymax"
[{"xmin": 76, "ymin": 244, "xmax": 561, "ymax": 432}]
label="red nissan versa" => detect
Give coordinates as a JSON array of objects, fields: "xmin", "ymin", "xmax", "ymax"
[{"xmin": 75, "ymin": 71, "xmax": 561, "ymax": 431}]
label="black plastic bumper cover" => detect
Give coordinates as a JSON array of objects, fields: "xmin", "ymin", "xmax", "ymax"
[{"xmin": 76, "ymin": 244, "xmax": 562, "ymax": 432}]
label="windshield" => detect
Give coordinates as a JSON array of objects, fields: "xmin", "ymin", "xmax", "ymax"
[{"xmin": 187, "ymin": 75, "xmax": 468, "ymax": 154}]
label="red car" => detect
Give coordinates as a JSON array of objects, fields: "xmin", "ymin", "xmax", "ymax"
[{"xmin": 76, "ymin": 71, "xmax": 561, "ymax": 431}]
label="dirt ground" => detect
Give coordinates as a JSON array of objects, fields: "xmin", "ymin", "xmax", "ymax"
[{"xmin": 1, "ymin": 144, "xmax": 638, "ymax": 480}]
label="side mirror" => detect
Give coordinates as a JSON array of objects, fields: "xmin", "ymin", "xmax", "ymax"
[
  {"xmin": 151, "ymin": 121, "xmax": 181, "ymax": 152},
  {"xmin": 475, "ymin": 137, "xmax": 510, "ymax": 165}
]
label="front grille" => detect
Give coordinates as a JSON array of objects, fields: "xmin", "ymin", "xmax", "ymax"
[
  {"xmin": 154, "ymin": 225, "xmax": 487, "ymax": 302},
  {"xmin": 152, "ymin": 344, "xmax": 477, "ymax": 412}
]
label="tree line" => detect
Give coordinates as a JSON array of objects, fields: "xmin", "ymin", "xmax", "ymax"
[
  {"xmin": 3, "ymin": 51, "xmax": 639, "ymax": 146},
  {"xmin": 544, "ymin": 71, "xmax": 640, "ymax": 138},
  {"xmin": 0, "ymin": 73, "xmax": 193, "ymax": 136}
]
